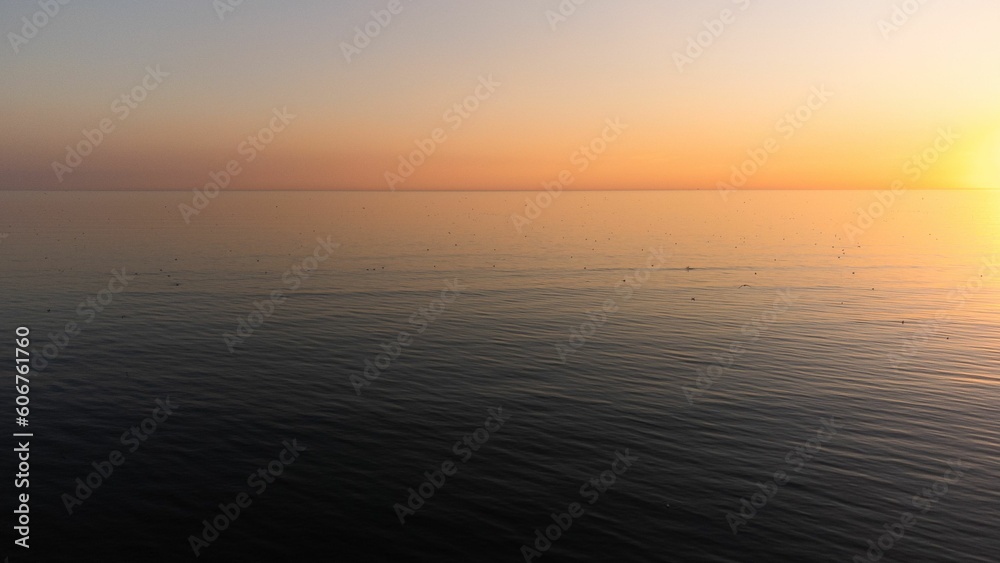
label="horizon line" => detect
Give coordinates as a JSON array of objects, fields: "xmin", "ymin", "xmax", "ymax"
[{"xmin": 1, "ymin": 187, "xmax": 996, "ymax": 193}]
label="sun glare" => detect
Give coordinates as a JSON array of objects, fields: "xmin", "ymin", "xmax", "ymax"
[{"xmin": 957, "ymin": 131, "xmax": 1000, "ymax": 189}]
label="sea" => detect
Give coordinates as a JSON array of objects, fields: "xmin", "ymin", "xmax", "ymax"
[{"xmin": 0, "ymin": 190, "xmax": 997, "ymax": 562}]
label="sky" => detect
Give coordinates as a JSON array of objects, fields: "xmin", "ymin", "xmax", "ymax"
[{"xmin": 1, "ymin": 0, "xmax": 999, "ymax": 191}]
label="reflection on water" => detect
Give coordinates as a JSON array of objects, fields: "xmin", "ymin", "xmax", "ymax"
[{"xmin": 0, "ymin": 190, "xmax": 997, "ymax": 562}]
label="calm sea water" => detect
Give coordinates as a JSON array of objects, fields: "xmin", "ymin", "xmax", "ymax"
[{"xmin": 1, "ymin": 190, "xmax": 998, "ymax": 562}]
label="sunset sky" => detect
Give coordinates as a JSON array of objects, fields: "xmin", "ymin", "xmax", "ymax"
[{"xmin": 2, "ymin": 0, "xmax": 998, "ymax": 191}]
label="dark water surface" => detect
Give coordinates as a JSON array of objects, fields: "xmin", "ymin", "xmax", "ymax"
[{"xmin": 1, "ymin": 190, "xmax": 998, "ymax": 562}]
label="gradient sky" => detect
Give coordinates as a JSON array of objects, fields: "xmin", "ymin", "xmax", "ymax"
[{"xmin": 2, "ymin": 0, "xmax": 999, "ymax": 191}]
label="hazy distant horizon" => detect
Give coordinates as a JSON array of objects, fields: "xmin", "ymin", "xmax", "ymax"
[{"xmin": 4, "ymin": 187, "xmax": 999, "ymax": 192}]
